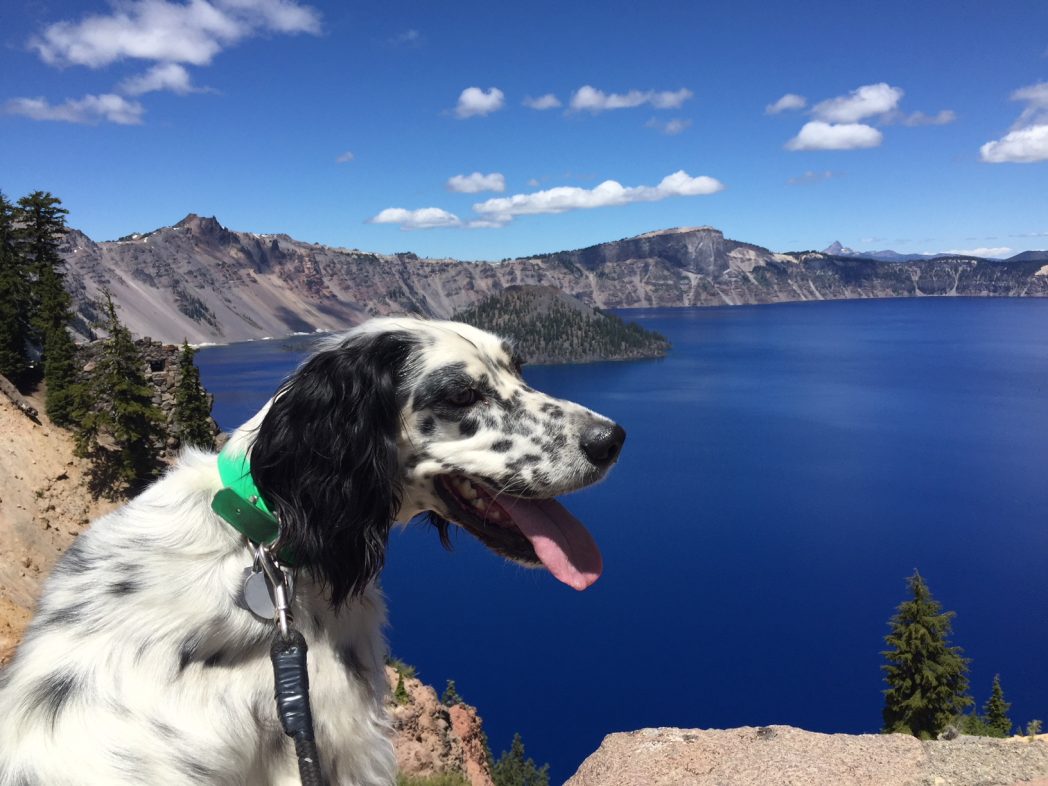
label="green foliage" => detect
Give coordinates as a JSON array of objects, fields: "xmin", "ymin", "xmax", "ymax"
[
  {"xmin": 393, "ymin": 671, "xmax": 410, "ymax": 705},
  {"xmin": 955, "ymin": 712, "xmax": 1006, "ymax": 738},
  {"xmin": 396, "ymin": 773, "xmax": 470, "ymax": 786},
  {"xmin": 454, "ymin": 286, "xmax": 669, "ymax": 365},
  {"xmin": 15, "ymin": 191, "xmax": 79, "ymax": 423},
  {"xmin": 1026, "ymin": 720, "xmax": 1043, "ymax": 738},
  {"xmin": 882, "ymin": 570, "xmax": 972, "ymax": 740},
  {"xmin": 174, "ymin": 340, "xmax": 215, "ymax": 449},
  {"xmin": 983, "ymin": 675, "xmax": 1012, "ymax": 737},
  {"xmin": 387, "ymin": 656, "xmax": 417, "ymax": 680},
  {"xmin": 492, "ymin": 733, "xmax": 549, "ymax": 786},
  {"xmin": 441, "ymin": 679, "xmax": 463, "ymax": 707},
  {"xmin": 0, "ymin": 191, "xmax": 32, "ymax": 382},
  {"xmin": 75, "ymin": 292, "xmax": 165, "ymax": 499}
]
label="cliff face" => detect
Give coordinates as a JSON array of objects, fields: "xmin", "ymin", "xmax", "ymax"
[
  {"xmin": 61, "ymin": 219, "xmax": 1048, "ymax": 345},
  {"xmin": 566, "ymin": 726, "xmax": 1048, "ymax": 786}
]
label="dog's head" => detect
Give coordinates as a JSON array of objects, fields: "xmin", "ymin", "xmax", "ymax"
[{"xmin": 249, "ymin": 317, "xmax": 625, "ymax": 605}]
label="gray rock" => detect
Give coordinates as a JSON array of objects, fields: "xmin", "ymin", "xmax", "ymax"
[{"xmin": 565, "ymin": 726, "xmax": 1048, "ymax": 786}]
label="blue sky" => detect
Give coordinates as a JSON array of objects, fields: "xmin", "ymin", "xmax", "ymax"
[{"xmin": 2, "ymin": 0, "xmax": 1047, "ymax": 260}]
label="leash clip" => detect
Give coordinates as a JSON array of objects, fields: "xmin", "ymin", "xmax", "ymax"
[{"xmin": 256, "ymin": 543, "xmax": 295, "ymax": 639}]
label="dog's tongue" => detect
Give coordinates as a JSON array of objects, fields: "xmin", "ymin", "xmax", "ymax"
[{"xmin": 499, "ymin": 496, "xmax": 602, "ymax": 590}]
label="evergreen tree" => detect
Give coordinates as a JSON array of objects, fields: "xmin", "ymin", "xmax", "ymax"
[
  {"xmin": 173, "ymin": 340, "xmax": 215, "ymax": 450},
  {"xmin": 441, "ymin": 679, "xmax": 463, "ymax": 707},
  {"xmin": 0, "ymin": 191, "xmax": 31, "ymax": 382},
  {"xmin": 75, "ymin": 292, "xmax": 165, "ymax": 499},
  {"xmin": 882, "ymin": 570, "xmax": 972, "ymax": 739},
  {"xmin": 984, "ymin": 675, "xmax": 1012, "ymax": 737},
  {"xmin": 15, "ymin": 191, "xmax": 79, "ymax": 424},
  {"xmin": 492, "ymin": 733, "xmax": 549, "ymax": 786},
  {"xmin": 393, "ymin": 672, "xmax": 410, "ymax": 705}
]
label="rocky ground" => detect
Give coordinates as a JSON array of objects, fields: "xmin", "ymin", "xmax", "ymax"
[
  {"xmin": 0, "ymin": 385, "xmax": 117, "ymax": 664},
  {"xmin": 565, "ymin": 726, "xmax": 1048, "ymax": 786}
]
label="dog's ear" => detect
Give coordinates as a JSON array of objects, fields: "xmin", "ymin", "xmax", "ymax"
[{"xmin": 250, "ymin": 330, "xmax": 416, "ymax": 605}]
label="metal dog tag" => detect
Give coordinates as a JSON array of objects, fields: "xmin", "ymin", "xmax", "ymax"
[{"xmin": 240, "ymin": 567, "xmax": 276, "ymax": 620}]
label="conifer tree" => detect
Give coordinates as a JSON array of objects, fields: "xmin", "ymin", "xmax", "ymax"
[
  {"xmin": 393, "ymin": 672, "xmax": 410, "ymax": 705},
  {"xmin": 492, "ymin": 733, "xmax": 549, "ymax": 786},
  {"xmin": 0, "ymin": 191, "xmax": 31, "ymax": 382},
  {"xmin": 173, "ymin": 340, "xmax": 215, "ymax": 450},
  {"xmin": 882, "ymin": 570, "xmax": 972, "ymax": 739},
  {"xmin": 441, "ymin": 679, "xmax": 463, "ymax": 707},
  {"xmin": 984, "ymin": 675, "xmax": 1012, "ymax": 737},
  {"xmin": 15, "ymin": 191, "xmax": 79, "ymax": 424},
  {"xmin": 76, "ymin": 292, "xmax": 165, "ymax": 498}
]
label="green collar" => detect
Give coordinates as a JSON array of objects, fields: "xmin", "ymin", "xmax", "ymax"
[{"xmin": 212, "ymin": 447, "xmax": 281, "ymax": 546}]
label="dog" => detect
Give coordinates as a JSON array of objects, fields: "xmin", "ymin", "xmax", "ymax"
[{"xmin": 0, "ymin": 317, "xmax": 625, "ymax": 785}]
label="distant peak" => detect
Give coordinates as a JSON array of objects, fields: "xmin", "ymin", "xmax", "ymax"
[
  {"xmin": 175, "ymin": 214, "xmax": 226, "ymax": 233},
  {"xmin": 823, "ymin": 240, "xmax": 852, "ymax": 255}
]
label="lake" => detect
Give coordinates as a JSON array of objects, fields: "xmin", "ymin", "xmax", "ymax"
[{"xmin": 196, "ymin": 298, "xmax": 1048, "ymax": 783}]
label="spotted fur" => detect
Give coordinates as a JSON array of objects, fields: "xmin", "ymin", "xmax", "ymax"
[{"xmin": 0, "ymin": 317, "xmax": 624, "ymax": 785}]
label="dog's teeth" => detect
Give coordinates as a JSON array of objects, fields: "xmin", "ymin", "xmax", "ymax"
[
  {"xmin": 458, "ymin": 480, "xmax": 478, "ymax": 500},
  {"xmin": 471, "ymin": 498, "xmax": 486, "ymax": 510}
]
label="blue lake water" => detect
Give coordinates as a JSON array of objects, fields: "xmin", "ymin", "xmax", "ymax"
[{"xmin": 196, "ymin": 298, "xmax": 1048, "ymax": 783}]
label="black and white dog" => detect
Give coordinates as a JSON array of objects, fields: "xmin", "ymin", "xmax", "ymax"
[{"xmin": 0, "ymin": 318, "xmax": 625, "ymax": 785}]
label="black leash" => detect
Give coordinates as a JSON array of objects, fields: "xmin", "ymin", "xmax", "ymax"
[
  {"xmin": 271, "ymin": 627, "xmax": 325, "ymax": 786},
  {"xmin": 253, "ymin": 544, "xmax": 327, "ymax": 786}
]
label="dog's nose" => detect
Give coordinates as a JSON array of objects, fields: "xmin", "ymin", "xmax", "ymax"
[{"xmin": 580, "ymin": 422, "xmax": 626, "ymax": 467}]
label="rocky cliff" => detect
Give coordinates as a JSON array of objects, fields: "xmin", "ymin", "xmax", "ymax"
[{"xmin": 61, "ymin": 218, "xmax": 1048, "ymax": 345}]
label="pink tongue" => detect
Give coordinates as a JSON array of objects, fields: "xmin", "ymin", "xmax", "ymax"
[{"xmin": 499, "ymin": 496, "xmax": 603, "ymax": 590}]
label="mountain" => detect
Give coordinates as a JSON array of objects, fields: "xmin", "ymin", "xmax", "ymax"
[
  {"xmin": 822, "ymin": 242, "xmax": 935, "ymax": 263},
  {"xmin": 1006, "ymin": 250, "xmax": 1048, "ymax": 263},
  {"xmin": 453, "ymin": 285, "xmax": 670, "ymax": 364},
  {"xmin": 60, "ymin": 218, "xmax": 1048, "ymax": 345}
]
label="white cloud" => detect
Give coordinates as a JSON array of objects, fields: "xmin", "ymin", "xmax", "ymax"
[
  {"xmin": 447, "ymin": 172, "xmax": 506, "ymax": 193},
  {"xmin": 765, "ymin": 93, "xmax": 806, "ymax": 114},
  {"xmin": 811, "ymin": 83, "xmax": 903, "ymax": 123},
  {"xmin": 569, "ymin": 85, "xmax": 693, "ymax": 113},
  {"xmin": 944, "ymin": 247, "xmax": 1013, "ymax": 258},
  {"xmin": 336, "ymin": 150, "xmax": 354, "ymax": 163},
  {"xmin": 118, "ymin": 62, "xmax": 199, "ymax": 95},
  {"xmin": 646, "ymin": 117, "xmax": 692, "ymax": 135},
  {"xmin": 523, "ymin": 94, "xmax": 561, "ymax": 110},
  {"xmin": 389, "ymin": 29, "xmax": 420, "ymax": 46},
  {"xmin": 31, "ymin": 0, "xmax": 321, "ymax": 68},
  {"xmin": 454, "ymin": 87, "xmax": 504, "ymax": 118},
  {"xmin": 981, "ymin": 82, "xmax": 1048, "ymax": 163},
  {"xmin": 980, "ymin": 125, "xmax": 1048, "ymax": 163},
  {"xmin": 369, "ymin": 207, "xmax": 462, "ymax": 230},
  {"xmin": 472, "ymin": 170, "xmax": 723, "ymax": 219},
  {"xmin": 786, "ymin": 121, "xmax": 883, "ymax": 151},
  {"xmin": 4, "ymin": 93, "xmax": 144, "ymax": 124},
  {"xmin": 786, "ymin": 170, "xmax": 842, "ymax": 185},
  {"xmin": 901, "ymin": 109, "xmax": 956, "ymax": 126},
  {"xmin": 527, "ymin": 178, "xmax": 541, "ymax": 187}
]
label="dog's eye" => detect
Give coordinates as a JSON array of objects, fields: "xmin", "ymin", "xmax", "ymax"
[{"xmin": 447, "ymin": 388, "xmax": 481, "ymax": 407}]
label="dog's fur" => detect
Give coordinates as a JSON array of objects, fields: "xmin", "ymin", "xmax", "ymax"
[{"xmin": 0, "ymin": 318, "xmax": 624, "ymax": 786}]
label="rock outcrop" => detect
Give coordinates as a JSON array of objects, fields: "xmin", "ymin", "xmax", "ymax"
[
  {"xmin": 60, "ymin": 218, "xmax": 1048, "ymax": 346},
  {"xmin": 386, "ymin": 667, "xmax": 495, "ymax": 786},
  {"xmin": 565, "ymin": 726, "xmax": 1048, "ymax": 786}
]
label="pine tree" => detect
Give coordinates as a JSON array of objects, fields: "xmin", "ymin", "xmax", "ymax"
[
  {"xmin": 882, "ymin": 570, "xmax": 972, "ymax": 739},
  {"xmin": 393, "ymin": 672, "xmax": 410, "ymax": 705},
  {"xmin": 984, "ymin": 675, "xmax": 1012, "ymax": 737},
  {"xmin": 0, "ymin": 191, "xmax": 31, "ymax": 382},
  {"xmin": 492, "ymin": 733, "xmax": 549, "ymax": 786},
  {"xmin": 173, "ymin": 340, "xmax": 215, "ymax": 450},
  {"xmin": 441, "ymin": 679, "xmax": 463, "ymax": 706},
  {"xmin": 15, "ymin": 191, "xmax": 79, "ymax": 424},
  {"xmin": 76, "ymin": 292, "xmax": 165, "ymax": 498}
]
